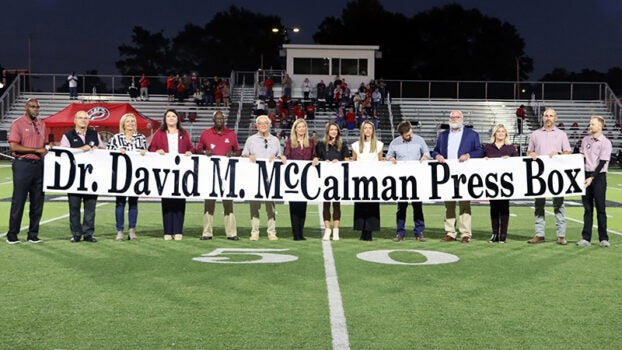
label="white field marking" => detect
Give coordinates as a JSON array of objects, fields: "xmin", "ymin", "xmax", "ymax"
[
  {"xmin": 537, "ymin": 207, "xmax": 622, "ymax": 237},
  {"xmin": 0, "ymin": 181, "xmax": 12, "ymax": 185},
  {"xmin": 319, "ymin": 203, "xmax": 351, "ymax": 350},
  {"xmin": 1, "ymin": 203, "xmax": 109, "ymax": 237}
]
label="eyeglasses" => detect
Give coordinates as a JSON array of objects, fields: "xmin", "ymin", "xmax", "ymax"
[
  {"xmin": 264, "ymin": 139, "xmax": 268, "ymax": 149},
  {"xmin": 31, "ymin": 122, "xmax": 40, "ymax": 135}
]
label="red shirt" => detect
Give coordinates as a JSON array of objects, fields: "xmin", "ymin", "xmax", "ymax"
[
  {"xmin": 9, "ymin": 115, "xmax": 47, "ymax": 160},
  {"xmin": 148, "ymin": 129, "xmax": 195, "ymax": 154},
  {"xmin": 196, "ymin": 127, "xmax": 240, "ymax": 156}
]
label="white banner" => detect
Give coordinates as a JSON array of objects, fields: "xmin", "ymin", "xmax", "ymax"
[{"xmin": 43, "ymin": 148, "xmax": 585, "ymax": 202}]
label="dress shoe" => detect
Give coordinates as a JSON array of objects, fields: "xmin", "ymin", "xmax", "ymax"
[
  {"xmin": 27, "ymin": 237, "xmax": 42, "ymax": 244},
  {"xmin": 70, "ymin": 236, "xmax": 80, "ymax": 243},
  {"xmin": 461, "ymin": 236, "xmax": 471, "ymax": 243},
  {"xmin": 527, "ymin": 236, "xmax": 545, "ymax": 244},
  {"xmin": 227, "ymin": 236, "xmax": 240, "ymax": 241},
  {"xmin": 200, "ymin": 235, "xmax": 213, "ymax": 240},
  {"xmin": 415, "ymin": 236, "xmax": 426, "ymax": 242},
  {"xmin": 440, "ymin": 235, "xmax": 456, "ymax": 242},
  {"xmin": 556, "ymin": 237, "xmax": 567, "ymax": 245},
  {"xmin": 83, "ymin": 236, "xmax": 97, "ymax": 243},
  {"xmin": 393, "ymin": 235, "xmax": 405, "ymax": 242}
]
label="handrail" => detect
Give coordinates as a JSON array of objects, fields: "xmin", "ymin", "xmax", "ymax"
[{"xmin": 0, "ymin": 74, "xmax": 22, "ymax": 121}]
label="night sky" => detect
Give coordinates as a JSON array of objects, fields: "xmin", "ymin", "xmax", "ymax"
[{"xmin": 2, "ymin": 0, "xmax": 621, "ymax": 79}]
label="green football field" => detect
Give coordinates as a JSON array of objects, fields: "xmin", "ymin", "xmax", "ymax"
[{"xmin": 1, "ymin": 160, "xmax": 622, "ymax": 349}]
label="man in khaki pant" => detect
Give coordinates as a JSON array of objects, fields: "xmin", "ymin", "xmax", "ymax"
[
  {"xmin": 431, "ymin": 110, "xmax": 484, "ymax": 243},
  {"xmin": 241, "ymin": 115, "xmax": 285, "ymax": 240},
  {"xmin": 196, "ymin": 111, "xmax": 241, "ymax": 240}
]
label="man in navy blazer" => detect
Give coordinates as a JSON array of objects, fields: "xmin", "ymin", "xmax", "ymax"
[{"xmin": 431, "ymin": 110, "xmax": 484, "ymax": 243}]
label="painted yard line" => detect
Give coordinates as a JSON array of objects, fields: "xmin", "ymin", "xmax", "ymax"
[
  {"xmin": 1, "ymin": 203, "xmax": 109, "ymax": 237},
  {"xmin": 0, "ymin": 181, "xmax": 12, "ymax": 185},
  {"xmin": 318, "ymin": 204, "xmax": 351, "ymax": 350}
]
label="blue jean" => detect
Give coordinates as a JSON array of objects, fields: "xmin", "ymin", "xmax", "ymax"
[
  {"xmin": 115, "ymin": 196, "xmax": 138, "ymax": 231},
  {"xmin": 396, "ymin": 202, "xmax": 425, "ymax": 237}
]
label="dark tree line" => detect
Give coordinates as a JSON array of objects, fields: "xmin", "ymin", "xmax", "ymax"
[{"xmin": 113, "ymin": 1, "xmax": 621, "ymax": 93}]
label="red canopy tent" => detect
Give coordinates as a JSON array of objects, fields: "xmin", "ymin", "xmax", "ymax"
[{"xmin": 43, "ymin": 103, "xmax": 160, "ymax": 145}]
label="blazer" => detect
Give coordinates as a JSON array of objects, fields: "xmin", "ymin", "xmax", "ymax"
[
  {"xmin": 431, "ymin": 127, "xmax": 484, "ymax": 159},
  {"xmin": 148, "ymin": 129, "xmax": 195, "ymax": 154}
]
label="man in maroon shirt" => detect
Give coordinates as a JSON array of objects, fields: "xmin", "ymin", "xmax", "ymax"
[
  {"xmin": 6, "ymin": 98, "xmax": 49, "ymax": 244},
  {"xmin": 196, "ymin": 110, "xmax": 241, "ymax": 240}
]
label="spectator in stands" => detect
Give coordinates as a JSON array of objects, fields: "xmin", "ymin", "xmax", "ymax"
[
  {"xmin": 197, "ymin": 110, "xmax": 241, "ymax": 241},
  {"xmin": 284, "ymin": 119, "xmax": 317, "ymax": 240},
  {"xmin": 305, "ymin": 102, "xmax": 315, "ymax": 120},
  {"xmin": 221, "ymin": 81, "xmax": 230, "ymax": 108},
  {"xmin": 139, "ymin": 73, "xmax": 150, "ymax": 101},
  {"xmin": 386, "ymin": 121, "xmax": 430, "ymax": 242},
  {"xmin": 352, "ymin": 121, "xmax": 383, "ymax": 241},
  {"xmin": 68, "ymin": 72, "xmax": 78, "ymax": 100},
  {"xmin": 526, "ymin": 108, "xmax": 572, "ymax": 245},
  {"xmin": 371, "ymin": 87, "xmax": 382, "ymax": 112},
  {"xmin": 483, "ymin": 124, "xmax": 518, "ymax": 243},
  {"xmin": 241, "ymin": 115, "xmax": 284, "ymax": 241},
  {"xmin": 128, "ymin": 79, "xmax": 139, "ymax": 101},
  {"xmin": 6, "ymin": 98, "xmax": 49, "ymax": 244},
  {"xmin": 278, "ymin": 94, "xmax": 290, "ymax": 124},
  {"xmin": 106, "ymin": 113, "xmax": 147, "ymax": 241},
  {"xmin": 515, "ymin": 104, "xmax": 526, "ymax": 134},
  {"xmin": 254, "ymin": 98, "xmax": 267, "ymax": 117},
  {"xmin": 316, "ymin": 122, "xmax": 350, "ymax": 240},
  {"xmin": 577, "ymin": 115, "xmax": 612, "ymax": 247},
  {"xmin": 302, "ymin": 78, "xmax": 311, "ymax": 100},
  {"xmin": 166, "ymin": 75, "xmax": 176, "ymax": 103},
  {"xmin": 193, "ymin": 87, "xmax": 204, "ymax": 106},
  {"xmin": 432, "ymin": 110, "xmax": 484, "ymax": 243},
  {"xmin": 316, "ymin": 80, "xmax": 327, "ymax": 111},
  {"xmin": 176, "ymin": 78, "xmax": 186, "ymax": 103},
  {"xmin": 370, "ymin": 109, "xmax": 381, "ymax": 130},
  {"xmin": 61, "ymin": 110, "xmax": 105, "ymax": 243},
  {"xmin": 148, "ymin": 109, "xmax": 195, "ymax": 240},
  {"xmin": 378, "ymin": 78, "xmax": 388, "ymax": 104},
  {"xmin": 335, "ymin": 108, "xmax": 345, "ymax": 130},
  {"xmin": 282, "ymin": 74, "xmax": 293, "ymax": 99},
  {"xmin": 352, "ymin": 92, "xmax": 362, "ymax": 113},
  {"xmin": 345, "ymin": 107, "xmax": 356, "ymax": 131},
  {"xmin": 326, "ymin": 81, "xmax": 335, "ymax": 109},
  {"xmin": 203, "ymin": 78, "xmax": 214, "ymax": 106},
  {"xmin": 266, "ymin": 95, "xmax": 277, "ymax": 115},
  {"xmin": 265, "ymin": 76, "xmax": 274, "ymax": 98}
]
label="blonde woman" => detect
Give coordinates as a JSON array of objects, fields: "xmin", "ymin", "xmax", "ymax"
[
  {"xmin": 351, "ymin": 120, "xmax": 383, "ymax": 241},
  {"xmin": 315, "ymin": 122, "xmax": 350, "ymax": 240},
  {"xmin": 284, "ymin": 119, "xmax": 317, "ymax": 240},
  {"xmin": 483, "ymin": 124, "xmax": 518, "ymax": 243},
  {"xmin": 107, "ymin": 113, "xmax": 147, "ymax": 240}
]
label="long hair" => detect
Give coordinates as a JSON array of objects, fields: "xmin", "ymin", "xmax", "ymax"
[
  {"xmin": 489, "ymin": 123, "xmax": 511, "ymax": 145},
  {"xmin": 323, "ymin": 122, "xmax": 342, "ymax": 152},
  {"xmin": 119, "ymin": 113, "xmax": 136, "ymax": 134},
  {"xmin": 290, "ymin": 119, "xmax": 309, "ymax": 148},
  {"xmin": 159, "ymin": 108, "xmax": 186, "ymax": 135},
  {"xmin": 358, "ymin": 120, "xmax": 378, "ymax": 153}
]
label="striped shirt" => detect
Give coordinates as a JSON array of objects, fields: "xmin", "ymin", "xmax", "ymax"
[{"xmin": 106, "ymin": 132, "xmax": 147, "ymax": 152}]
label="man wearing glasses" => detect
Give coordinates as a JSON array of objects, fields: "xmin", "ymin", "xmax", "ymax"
[
  {"xmin": 241, "ymin": 115, "xmax": 285, "ymax": 241},
  {"xmin": 432, "ymin": 110, "xmax": 484, "ymax": 243},
  {"xmin": 6, "ymin": 98, "xmax": 49, "ymax": 244}
]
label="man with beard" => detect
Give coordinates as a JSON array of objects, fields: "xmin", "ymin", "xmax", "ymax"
[
  {"xmin": 432, "ymin": 110, "xmax": 484, "ymax": 243},
  {"xmin": 6, "ymin": 98, "xmax": 49, "ymax": 244},
  {"xmin": 196, "ymin": 110, "xmax": 241, "ymax": 241}
]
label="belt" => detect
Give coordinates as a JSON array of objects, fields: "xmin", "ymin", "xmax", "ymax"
[{"xmin": 16, "ymin": 158, "xmax": 42, "ymax": 164}]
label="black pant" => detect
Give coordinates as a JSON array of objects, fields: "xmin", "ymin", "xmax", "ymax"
[
  {"xmin": 68, "ymin": 194, "xmax": 98, "ymax": 239},
  {"xmin": 289, "ymin": 201, "xmax": 307, "ymax": 239},
  {"xmin": 581, "ymin": 173, "xmax": 608, "ymax": 242},
  {"xmin": 162, "ymin": 198, "xmax": 186, "ymax": 235},
  {"xmin": 489, "ymin": 199, "xmax": 510, "ymax": 241},
  {"xmin": 8, "ymin": 159, "xmax": 44, "ymax": 240}
]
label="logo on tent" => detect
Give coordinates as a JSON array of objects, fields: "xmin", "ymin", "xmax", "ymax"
[{"xmin": 87, "ymin": 106, "xmax": 111, "ymax": 121}]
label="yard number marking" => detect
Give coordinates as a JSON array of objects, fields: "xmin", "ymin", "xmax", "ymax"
[
  {"xmin": 192, "ymin": 248, "xmax": 299, "ymax": 264},
  {"xmin": 357, "ymin": 250, "xmax": 459, "ymax": 265}
]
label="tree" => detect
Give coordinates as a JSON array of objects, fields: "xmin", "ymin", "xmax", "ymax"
[{"xmin": 116, "ymin": 26, "xmax": 171, "ymax": 76}]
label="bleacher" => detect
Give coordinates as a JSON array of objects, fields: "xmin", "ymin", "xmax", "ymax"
[{"xmin": 0, "ymin": 93, "xmax": 234, "ymax": 146}]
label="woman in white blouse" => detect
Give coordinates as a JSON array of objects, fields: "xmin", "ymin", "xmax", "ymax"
[{"xmin": 351, "ymin": 120, "xmax": 383, "ymax": 241}]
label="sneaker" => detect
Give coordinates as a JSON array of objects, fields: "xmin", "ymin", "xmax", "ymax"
[
  {"xmin": 576, "ymin": 239, "xmax": 591, "ymax": 247},
  {"xmin": 116, "ymin": 231, "xmax": 125, "ymax": 241},
  {"xmin": 70, "ymin": 236, "xmax": 81, "ymax": 243},
  {"xmin": 27, "ymin": 237, "xmax": 42, "ymax": 244},
  {"xmin": 83, "ymin": 236, "xmax": 98, "ymax": 243},
  {"xmin": 527, "ymin": 236, "xmax": 545, "ymax": 244},
  {"xmin": 173, "ymin": 234, "xmax": 183, "ymax": 241},
  {"xmin": 556, "ymin": 237, "xmax": 568, "ymax": 245},
  {"xmin": 393, "ymin": 235, "xmax": 405, "ymax": 242},
  {"xmin": 249, "ymin": 234, "xmax": 259, "ymax": 241},
  {"xmin": 6, "ymin": 236, "xmax": 21, "ymax": 244},
  {"xmin": 600, "ymin": 240, "xmax": 611, "ymax": 248},
  {"xmin": 415, "ymin": 236, "xmax": 426, "ymax": 242},
  {"xmin": 267, "ymin": 234, "xmax": 278, "ymax": 241},
  {"xmin": 163, "ymin": 235, "xmax": 173, "ymax": 241}
]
